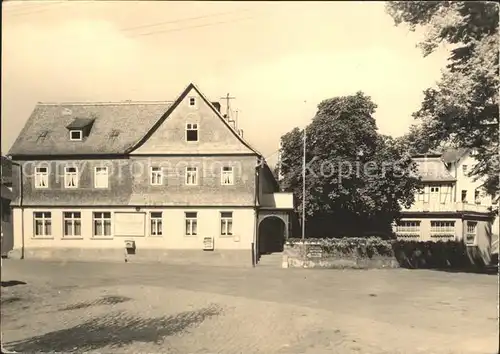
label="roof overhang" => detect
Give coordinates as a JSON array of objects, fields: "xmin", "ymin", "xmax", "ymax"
[{"xmin": 260, "ymin": 192, "xmax": 294, "ymax": 209}]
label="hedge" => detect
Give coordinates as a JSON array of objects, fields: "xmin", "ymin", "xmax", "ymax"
[{"xmin": 286, "ymin": 237, "xmax": 488, "ymax": 270}]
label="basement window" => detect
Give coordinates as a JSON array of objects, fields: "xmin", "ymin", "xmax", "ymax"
[{"xmin": 70, "ymin": 130, "xmax": 82, "ymax": 141}]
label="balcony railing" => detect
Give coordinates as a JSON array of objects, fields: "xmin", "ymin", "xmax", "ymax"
[
  {"xmin": 402, "ymin": 201, "xmax": 491, "ymax": 213},
  {"xmin": 395, "ymin": 232, "xmax": 421, "ymax": 241},
  {"xmin": 430, "ymin": 233, "xmax": 456, "ymax": 241}
]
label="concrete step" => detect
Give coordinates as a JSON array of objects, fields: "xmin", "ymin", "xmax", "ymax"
[{"xmin": 258, "ymin": 253, "xmax": 284, "ymax": 267}]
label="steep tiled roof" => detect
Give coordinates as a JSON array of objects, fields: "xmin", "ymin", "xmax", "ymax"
[
  {"xmin": 8, "ymin": 102, "xmax": 173, "ymax": 156},
  {"xmin": 1, "ymin": 185, "xmax": 13, "ymax": 200},
  {"xmin": 9, "ymin": 83, "xmax": 263, "ymax": 158},
  {"xmin": 441, "ymin": 148, "xmax": 470, "ymax": 164},
  {"xmin": 414, "ymin": 157, "xmax": 456, "ymax": 182},
  {"xmin": 128, "ymin": 83, "xmax": 262, "ymax": 157}
]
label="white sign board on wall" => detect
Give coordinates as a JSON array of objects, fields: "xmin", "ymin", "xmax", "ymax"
[{"xmin": 114, "ymin": 212, "xmax": 146, "ymax": 237}]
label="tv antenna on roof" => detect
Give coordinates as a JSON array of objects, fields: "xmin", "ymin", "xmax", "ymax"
[{"xmin": 220, "ymin": 93, "xmax": 235, "ymax": 120}]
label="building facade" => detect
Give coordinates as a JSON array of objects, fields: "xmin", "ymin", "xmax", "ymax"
[
  {"xmin": 1, "ymin": 156, "xmax": 14, "ymax": 256},
  {"xmin": 394, "ymin": 149, "xmax": 498, "ymax": 264},
  {"xmin": 7, "ymin": 83, "xmax": 293, "ymax": 266}
]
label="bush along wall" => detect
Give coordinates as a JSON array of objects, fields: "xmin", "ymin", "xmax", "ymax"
[
  {"xmin": 392, "ymin": 240, "xmax": 488, "ymax": 270},
  {"xmin": 284, "ymin": 237, "xmax": 398, "ymax": 269},
  {"xmin": 284, "ymin": 237, "xmax": 490, "ymax": 271}
]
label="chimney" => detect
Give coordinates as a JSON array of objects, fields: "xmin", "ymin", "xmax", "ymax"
[{"xmin": 211, "ymin": 102, "xmax": 221, "ymax": 113}]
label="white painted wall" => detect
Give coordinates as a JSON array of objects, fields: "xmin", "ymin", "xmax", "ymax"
[
  {"xmin": 454, "ymin": 154, "xmax": 493, "ymax": 206},
  {"xmin": 12, "ymin": 207, "xmax": 255, "ymax": 252}
]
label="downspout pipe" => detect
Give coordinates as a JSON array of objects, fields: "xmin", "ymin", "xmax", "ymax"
[
  {"xmin": 10, "ymin": 161, "xmax": 24, "ymax": 259},
  {"xmin": 252, "ymin": 157, "xmax": 261, "ymax": 267}
]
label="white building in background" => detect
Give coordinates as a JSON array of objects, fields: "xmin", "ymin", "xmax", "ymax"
[{"xmin": 395, "ymin": 148, "xmax": 498, "ymax": 264}]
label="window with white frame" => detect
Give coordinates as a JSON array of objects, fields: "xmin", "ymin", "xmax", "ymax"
[
  {"xmin": 461, "ymin": 190, "xmax": 468, "ymax": 202},
  {"xmin": 186, "ymin": 123, "xmax": 198, "ymax": 142},
  {"xmin": 94, "ymin": 167, "xmax": 109, "ymax": 188},
  {"xmin": 63, "ymin": 212, "xmax": 81, "ymax": 237},
  {"xmin": 64, "ymin": 166, "xmax": 79, "ymax": 188},
  {"xmin": 185, "ymin": 212, "xmax": 197, "ymax": 236},
  {"xmin": 93, "ymin": 212, "xmax": 112, "ymax": 237},
  {"xmin": 185, "ymin": 167, "xmax": 198, "ymax": 185},
  {"xmin": 220, "ymin": 211, "xmax": 233, "ymax": 236},
  {"xmin": 430, "ymin": 221, "xmax": 455, "ymax": 235},
  {"xmin": 474, "ymin": 189, "xmax": 481, "ymax": 204},
  {"xmin": 221, "ymin": 166, "xmax": 234, "ymax": 185},
  {"xmin": 34, "ymin": 167, "xmax": 49, "ymax": 188},
  {"xmin": 462, "ymin": 165, "xmax": 468, "ymax": 174},
  {"xmin": 69, "ymin": 130, "xmax": 82, "ymax": 141},
  {"xmin": 189, "ymin": 97, "xmax": 196, "ymax": 106},
  {"xmin": 417, "ymin": 189, "xmax": 425, "ymax": 201},
  {"xmin": 150, "ymin": 167, "xmax": 163, "ymax": 185},
  {"xmin": 396, "ymin": 220, "xmax": 420, "ymax": 234},
  {"xmin": 439, "ymin": 184, "xmax": 452, "ymax": 204},
  {"xmin": 465, "ymin": 221, "xmax": 477, "ymax": 245},
  {"xmin": 150, "ymin": 212, "xmax": 163, "ymax": 236},
  {"xmin": 34, "ymin": 212, "xmax": 52, "ymax": 237},
  {"xmin": 430, "ymin": 186, "xmax": 440, "ymax": 194}
]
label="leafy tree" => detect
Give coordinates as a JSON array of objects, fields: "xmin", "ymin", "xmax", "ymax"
[
  {"xmin": 278, "ymin": 92, "xmax": 420, "ymax": 237},
  {"xmin": 386, "ymin": 1, "xmax": 499, "ymax": 196}
]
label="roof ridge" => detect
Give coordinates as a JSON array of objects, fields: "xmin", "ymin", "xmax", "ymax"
[{"xmin": 36, "ymin": 101, "xmax": 175, "ymax": 106}]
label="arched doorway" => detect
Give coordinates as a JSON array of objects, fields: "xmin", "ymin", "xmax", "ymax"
[{"xmin": 258, "ymin": 216, "xmax": 286, "ymax": 255}]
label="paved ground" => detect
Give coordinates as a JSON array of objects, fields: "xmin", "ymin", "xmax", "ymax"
[{"xmin": 1, "ymin": 260, "xmax": 498, "ymax": 353}]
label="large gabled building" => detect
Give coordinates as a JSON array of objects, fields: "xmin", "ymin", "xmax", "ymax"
[
  {"xmin": 7, "ymin": 83, "xmax": 293, "ymax": 266},
  {"xmin": 394, "ymin": 148, "xmax": 498, "ymax": 264}
]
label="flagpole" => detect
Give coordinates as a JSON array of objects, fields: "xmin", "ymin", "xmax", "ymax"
[{"xmin": 302, "ymin": 127, "xmax": 306, "ymax": 240}]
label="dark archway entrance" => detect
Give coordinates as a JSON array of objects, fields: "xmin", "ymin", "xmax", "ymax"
[{"xmin": 258, "ymin": 216, "xmax": 286, "ymax": 255}]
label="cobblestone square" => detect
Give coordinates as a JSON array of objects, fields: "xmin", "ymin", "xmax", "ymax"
[{"xmin": 1, "ymin": 260, "xmax": 498, "ymax": 353}]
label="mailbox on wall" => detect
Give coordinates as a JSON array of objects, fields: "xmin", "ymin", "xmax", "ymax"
[
  {"xmin": 203, "ymin": 237, "xmax": 214, "ymax": 251},
  {"xmin": 125, "ymin": 240, "xmax": 136, "ymax": 249}
]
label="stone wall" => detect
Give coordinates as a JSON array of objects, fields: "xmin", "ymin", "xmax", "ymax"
[{"xmin": 282, "ymin": 242, "xmax": 399, "ymax": 269}]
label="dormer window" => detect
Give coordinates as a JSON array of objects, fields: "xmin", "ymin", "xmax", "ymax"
[
  {"xmin": 70, "ymin": 130, "xmax": 82, "ymax": 141},
  {"xmin": 66, "ymin": 117, "xmax": 95, "ymax": 141}
]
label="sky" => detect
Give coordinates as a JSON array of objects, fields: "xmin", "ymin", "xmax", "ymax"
[{"xmin": 1, "ymin": 1, "xmax": 450, "ymax": 165}]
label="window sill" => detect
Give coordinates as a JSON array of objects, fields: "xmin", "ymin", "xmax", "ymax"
[
  {"xmin": 91, "ymin": 236, "xmax": 113, "ymax": 240},
  {"xmin": 32, "ymin": 237, "xmax": 54, "ymax": 240},
  {"xmin": 184, "ymin": 235, "xmax": 198, "ymax": 237},
  {"xmin": 149, "ymin": 235, "xmax": 163, "ymax": 237},
  {"xmin": 62, "ymin": 237, "xmax": 84, "ymax": 240}
]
